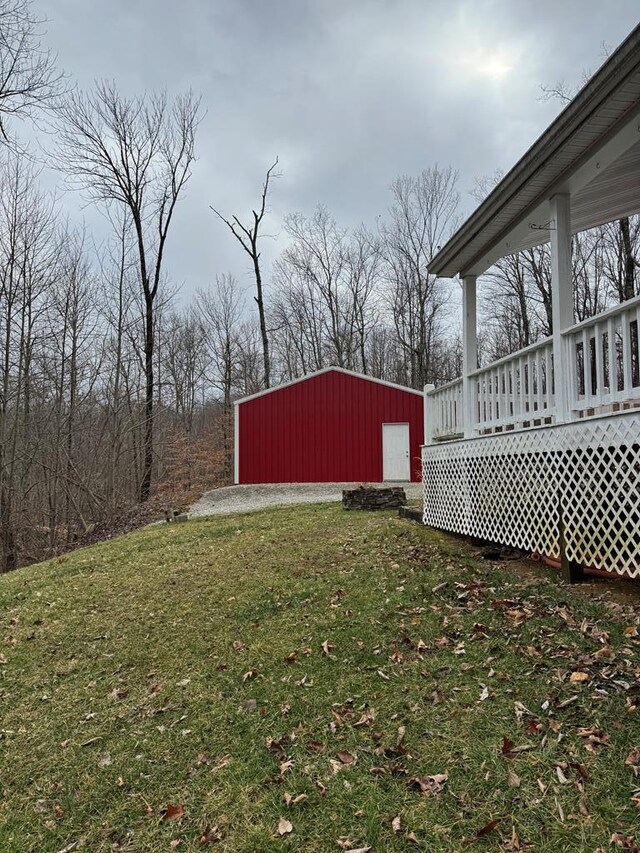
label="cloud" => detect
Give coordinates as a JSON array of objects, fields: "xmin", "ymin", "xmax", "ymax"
[{"xmin": 36, "ymin": 0, "xmax": 640, "ymax": 301}]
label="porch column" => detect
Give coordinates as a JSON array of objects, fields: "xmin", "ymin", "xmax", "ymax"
[
  {"xmin": 462, "ymin": 274, "xmax": 477, "ymax": 438},
  {"xmin": 423, "ymin": 383, "xmax": 435, "ymax": 445},
  {"xmin": 550, "ymin": 194, "xmax": 573, "ymax": 422}
]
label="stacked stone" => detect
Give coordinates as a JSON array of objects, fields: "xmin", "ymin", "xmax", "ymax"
[{"xmin": 342, "ymin": 487, "xmax": 407, "ymax": 511}]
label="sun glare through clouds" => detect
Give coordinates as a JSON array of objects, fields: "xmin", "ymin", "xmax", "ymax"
[{"xmin": 474, "ymin": 49, "xmax": 514, "ymax": 80}]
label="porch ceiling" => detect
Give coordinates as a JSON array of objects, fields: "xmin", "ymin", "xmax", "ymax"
[{"xmin": 428, "ymin": 23, "xmax": 640, "ymax": 279}]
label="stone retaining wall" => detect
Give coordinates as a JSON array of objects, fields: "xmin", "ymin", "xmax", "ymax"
[{"xmin": 342, "ymin": 486, "xmax": 407, "ymax": 511}]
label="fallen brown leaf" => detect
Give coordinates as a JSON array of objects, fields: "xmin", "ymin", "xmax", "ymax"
[
  {"xmin": 611, "ymin": 833, "xmax": 640, "ymax": 851},
  {"xmin": 409, "ymin": 771, "xmax": 448, "ymax": 796},
  {"xmin": 569, "ymin": 671, "xmax": 589, "ymax": 683},
  {"xmin": 277, "ymin": 817, "xmax": 293, "ymax": 836},
  {"xmin": 161, "ymin": 803, "xmax": 185, "ymax": 822},
  {"xmin": 507, "ymin": 770, "xmax": 521, "ymax": 788},
  {"xmin": 474, "ymin": 819, "xmax": 500, "ymax": 840},
  {"xmin": 625, "ymin": 749, "xmax": 640, "ymax": 767},
  {"xmin": 199, "ymin": 825, "xmax": 224, "ymax": 844},
  {"xmin": 502, "ymin": 736, "xmax": 515, "ymax": 757}
]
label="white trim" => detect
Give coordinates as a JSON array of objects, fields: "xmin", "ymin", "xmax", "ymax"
[
  {"xmin": 462, "ymin": 274, "xmax": 477, "ymax": 438},
  {"xmin": 423, "ymin": 383, "xmax": 435, "ymax": 444},
  {"xmin": 234, "ymin": 366, "xmax": 424, "ymax": 406},
  {"xmin": 233, "ymin": 402, "xmax": 240, "ymax": 484},
  {"xmin": 550, "ymin": 194, "xmax": 573, "ymax": 423}
]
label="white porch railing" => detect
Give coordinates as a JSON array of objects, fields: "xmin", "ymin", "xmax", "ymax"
[
  {"xmin": 471, "ymin": 337, "xmax": 555, "ymax": 432},
  {"xmin": 425, "ymin": 296, "xmax": 640, "ymax": 442},
  {"xmin": 426, "ymin": 378, "xmax": 463, "ymax": 440},
  {"xmin": 563, "ymin": 293, "xmax": 640, "ymax": 415}
]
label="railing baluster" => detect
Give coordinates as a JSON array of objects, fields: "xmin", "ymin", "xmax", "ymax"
[
  {"xmin": 594, "ymin": 321, "xmax": 604, "ymax": 408},
  {"xmin": 518, "ymin": 356, "xmax": 525, "ymax": 423},
  {"xmin": 582, "ymin": 327, "xmax": 592, "ymax": 405},
  {"xmin": 622, "ymin": 308, "xmax": 632, "ymax": 397},
  {"xmin": 607, "ymin": 316, "xmax": 616, "ymax": 402}
]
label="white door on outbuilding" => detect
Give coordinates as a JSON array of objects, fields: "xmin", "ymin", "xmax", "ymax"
[{"xmin": 382, "ymin": 423, "xmax": 410, "ymax": 481}]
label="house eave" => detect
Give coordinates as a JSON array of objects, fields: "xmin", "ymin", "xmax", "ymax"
[{"xmin": 428, "ymin": 23, "xmax": 640, "ymax": 279}]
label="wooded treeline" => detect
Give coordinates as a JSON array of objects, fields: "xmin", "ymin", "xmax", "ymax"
[{"xmin": 0, "ymin": 0, "xmax": 638, "ymax": 570}]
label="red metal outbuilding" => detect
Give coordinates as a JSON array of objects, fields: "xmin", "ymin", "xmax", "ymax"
[{"xmin": 234, "ymin": 367, "xmax": 424, "ymax": 484}]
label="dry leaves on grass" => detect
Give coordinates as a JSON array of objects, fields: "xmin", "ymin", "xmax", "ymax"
[
  {"xmin": 199, "ymin": 825, "xmax": 224, "ymax": 844},
  {"xmin": 161, "ymin": 803, "xmax": 185, "ymax": 822},
  {"xmin": 610, "ymin": 833, "xmax": 640, "ymax": 851},
  {"xmin": 284, "ymin": 792, "xmax": 307, "ymax": 806},
  {"xmin": 502, "ymin": 826, "xmax": 533, "ymax": 850},
  {"xmin": 277, "ymin": 817, "xmax": 293, "ymax": 836},
  {"xmin": 501, "ymin": 736, "xmax": 534, "ymax": 759},
  {"xmin": 569, "ymin": 671, "xmax": 590, "ymax": 683},
  {"xmin": 463, "ymin": 819, "xmax": 500, "ymax": 844},
  {"xmin": 321, "ymin": 639, "xmax": 335, "ymax": 657},
  {"xmin": 507, "ymin": 770, "xmax": 521, "ymax": 788},
  {"xmin": 625, "ymin": 749, "xmax": 640, "ymax": 771},
  {"xmin": 576, "ymin": 727, "xmax": 610, "ymax": 752},
  {"xmin": 409, "ymin": 772, "xmax": 448, "ymax": 796},
  {"xmin": 335, "ymin": 750, "xmax": 357, "ymax": 766}
]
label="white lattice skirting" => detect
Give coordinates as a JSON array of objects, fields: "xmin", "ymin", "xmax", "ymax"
[{"xmin": 422, "ymin": 412, "xmax": 640, "ymax": 578}]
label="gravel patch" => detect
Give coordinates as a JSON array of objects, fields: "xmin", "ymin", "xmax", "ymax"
[{"xmin": 189, "ymin": 482, "xmax": 422, "ymax": 518}]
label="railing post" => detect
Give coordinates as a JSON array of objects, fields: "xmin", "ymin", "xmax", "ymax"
[
  {"xmin": 550, "ymin": 194, "xmax": 573, "ymax": 422},
  {"xmin": 462, "ymin": 274, "xmax": 477, "ymax": 438},
  {"xmin": 423, "ymin": 383, "xmax": 435, "ymax": 445}
]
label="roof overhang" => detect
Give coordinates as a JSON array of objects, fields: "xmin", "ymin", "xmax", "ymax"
[{"xmin": 428, "ymin": 23, "xmax": 640, "ymax": 278}]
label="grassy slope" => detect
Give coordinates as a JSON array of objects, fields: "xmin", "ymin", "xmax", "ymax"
[{"xmin": 0, "ymin": 505, "xmax": 639, "ymax": 852}]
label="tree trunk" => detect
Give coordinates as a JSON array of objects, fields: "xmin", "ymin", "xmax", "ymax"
[
  {"xmin": 140, "ymin": 297, "xmax": 154, "ymax": 502},
  {"xmin": 620, "ymin": 217, "xmax": 635, "ymax": 301},
  {"xmin": 252, "ymin": 247, "xmax": 271, "ymax": 388}
]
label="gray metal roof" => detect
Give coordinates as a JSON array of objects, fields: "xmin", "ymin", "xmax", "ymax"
[{"xmin": 428, "ymin": 23, "xmax": 640, "ymax": 278}]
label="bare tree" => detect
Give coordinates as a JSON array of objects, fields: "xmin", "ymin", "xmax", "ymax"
[
  {"xmin": 54, "ymin": 82, "xmax": 201, "ymax": 501},
  {"xmin": 196, "ymin": 275, "xmax": 245, "ymax": 479},
  {"xmin": 98, "ymin": 214, "xmax": 138, "ymax": 513},
  {"xmin": 276, "ymin": 206, "xmax": 350, "ymax": 369},
  {"xmin": 0, "ymin": 0, "xmax": 60, "ymax": 143},
  {"xmin": 211, "ymin": 158, "xmax": 279, "ymax": 388},
  {"xmin": 380, "ymin": 166, "xmax": 460, "ymax": 387},
  {"xmin": 0, "ymin": 156, "xmax": 59, "ymax": 570}
]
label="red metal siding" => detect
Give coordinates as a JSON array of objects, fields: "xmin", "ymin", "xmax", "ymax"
[{"xmin": 238, "ymin": 370, "xmax": 423, "ymax": 483}]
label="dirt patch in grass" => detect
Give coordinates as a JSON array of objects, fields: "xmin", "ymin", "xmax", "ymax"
[
  {"xmin": 450, "ymin": 533, "xmax": 640, "ymax": 609},
  {"xmin": 0, "ymin": 504, "xmax": 639, "ymax": 851}
]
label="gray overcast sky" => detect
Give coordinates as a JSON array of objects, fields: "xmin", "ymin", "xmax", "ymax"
[{"xmin": 36, "ymin": 0, "xmax": 640, "ymax": 301}]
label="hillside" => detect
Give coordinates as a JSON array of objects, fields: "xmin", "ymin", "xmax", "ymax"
[{"xmin": 1, "ymin": 505, "xmax": 639, "ymax": 852}]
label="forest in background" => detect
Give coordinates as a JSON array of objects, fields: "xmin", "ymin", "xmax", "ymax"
[{"xmin": 0, "ymin": 0, "xmax": 638, "ymax": 571}]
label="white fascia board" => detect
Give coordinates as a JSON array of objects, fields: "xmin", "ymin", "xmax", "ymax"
[
  {"xmin": 465, "ymin": 106, "xmax": 640, "ymax": 277},
  {"xmin": 233, "ymin": 401, "xmax": 240, "ymax": 485}
]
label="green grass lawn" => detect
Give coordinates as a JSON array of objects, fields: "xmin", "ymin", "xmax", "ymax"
[{"xmin": 1, "ymin": 504, "xmax": 639, "ymax": 852}]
